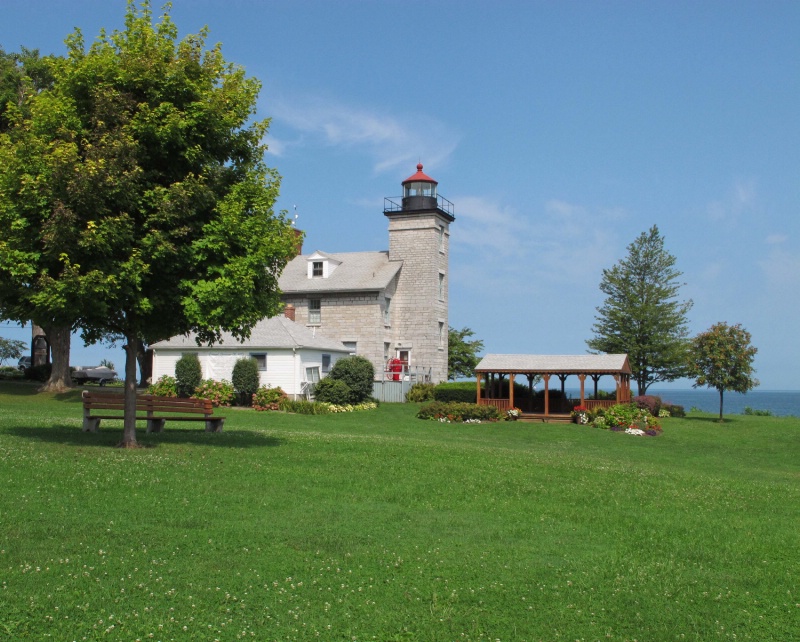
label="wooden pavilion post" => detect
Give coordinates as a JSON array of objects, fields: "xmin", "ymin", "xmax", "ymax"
[
  {"xmin": 543, "ymin": 374, "xmax": 551, "ymax": 417},
  {"xmin": 591, "ymin": 374, "xmax": 601, "ymax": 399},
  {"xmin": 578, "ymin": 374, "xmax": 586, "ymax": 406},
  {"xmin": 509, "ymin": 373, "xmax": 515, "ymax": 410},
  {"xmin": 476, "ymin": 373, "xmax": 482, "ymax": 404}
]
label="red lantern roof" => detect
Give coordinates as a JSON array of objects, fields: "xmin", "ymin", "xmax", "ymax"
[{"xmin": 402, "ymin": 163, "xmax": 437, "ymax": 185}]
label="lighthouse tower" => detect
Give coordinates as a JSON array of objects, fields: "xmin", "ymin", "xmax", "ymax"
[{"xmin": 384, "ymin": 164, "xmax": 455, "ymax": 383}]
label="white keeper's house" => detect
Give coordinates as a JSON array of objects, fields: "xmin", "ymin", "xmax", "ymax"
[{"xmin": 151, "ymin": 163, "xmax": 454, "ymax": 395}]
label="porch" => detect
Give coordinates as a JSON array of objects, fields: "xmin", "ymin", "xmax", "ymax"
[{"xmin": 475, "ymin": 354, "xmax": 633, "ymax": 422}]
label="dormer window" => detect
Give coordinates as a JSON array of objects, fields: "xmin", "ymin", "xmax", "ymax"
[{"xmin": 306, "ymin": 251, "xmax": 341, "ymax": 279}]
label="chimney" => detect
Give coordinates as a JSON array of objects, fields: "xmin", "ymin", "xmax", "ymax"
[
  {"xmin": 292, "ymin": 228, "xmax": 304, "ymax": 256},
  {"xmin": 284, "ymin": 304, "xmax": 296, "ymax": 322}
]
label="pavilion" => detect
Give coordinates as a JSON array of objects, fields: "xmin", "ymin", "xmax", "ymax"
[{"xmin": 475, "ymin": 354, "xmax": 632, "ymax": 421}]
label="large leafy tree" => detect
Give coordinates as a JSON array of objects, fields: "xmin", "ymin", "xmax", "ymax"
[
  {"xmin": 0, "ymin": 1, "xmax": 298, "ymax": 446},
  {"xmin": 0, "ymin": 46, "xmax": 75, "ymax": 390},
  {"xmin": 688, "ymin": 322, "xmax": 758, "ymax": 421},
  {"xmin": 448, "ymin": 326, "xmax": 484, "ymax": 380},
  {"xmin": 587, "ymin": 225, "xmax": 692, "ymax": 395}
]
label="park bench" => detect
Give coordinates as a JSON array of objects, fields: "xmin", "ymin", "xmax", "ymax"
[{"xmin": 82, "ymin": 390, "xmax": 225, "ymax": 433}]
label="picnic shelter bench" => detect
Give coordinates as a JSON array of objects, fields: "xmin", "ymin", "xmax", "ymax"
[{"xmin": 82, "ymin": 390, "xmax": 225, "ymax": 433}]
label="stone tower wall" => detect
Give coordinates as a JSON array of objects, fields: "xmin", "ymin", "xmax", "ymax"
[{"xmin": 387, "ymin": 210, "xmax": 450, "ymax": 383}]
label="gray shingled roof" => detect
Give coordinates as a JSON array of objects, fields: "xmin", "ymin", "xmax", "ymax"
[
  {"xmin": 475, "ymin": 354, "xmax": 631, "ymax": 374},
  {"xmin": 278, "ymin": 251, "xmax": 402, "ymax": 293},
  {"xmin": 151, "ymin": 316, "xmax": 349, "ymax": 352}
]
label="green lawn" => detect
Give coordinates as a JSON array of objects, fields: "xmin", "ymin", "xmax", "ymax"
[{"xmin": 0, "ymin": 381, "xmax": 797, "ymax": 641}]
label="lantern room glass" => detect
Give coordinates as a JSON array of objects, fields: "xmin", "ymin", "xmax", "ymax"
[{"xmin": 403, "ymin": 181, "xmax": 437, "ymax": 199}]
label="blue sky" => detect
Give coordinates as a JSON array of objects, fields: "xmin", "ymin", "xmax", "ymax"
[{"xmin": 1, "ymin": 1, "xmax": 798, "ymax": 390}]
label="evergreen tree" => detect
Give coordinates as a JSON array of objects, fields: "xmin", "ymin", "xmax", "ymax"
[{"xmin": 587, "ymin": 225, "xmax": 692, "ymax": 395}]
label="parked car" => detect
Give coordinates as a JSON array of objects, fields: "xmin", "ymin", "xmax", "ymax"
[
  {"xmin": 71, "ymin": 365, "xmax": 118, "ymax": 385},
  {"xmin": 17, "ymin": 356, "xmax": 32, "ymax": 371}
]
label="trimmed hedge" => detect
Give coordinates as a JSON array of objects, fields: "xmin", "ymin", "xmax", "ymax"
[
  {"xmin": 433, "ymin": 381, "xmax": 478, "ymax": 403},
  {"xmin": 418, "ymin": 401, "xmax": 503, "ymax": 423}
]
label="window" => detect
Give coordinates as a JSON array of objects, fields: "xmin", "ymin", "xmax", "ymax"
[
  {"xmin": 438, "ymin": 322, "xmax": 445, "ymax": 349},
  {"xmin": 250, "ymin": 353, "xmax": 267, "ymax": 371},
  {"xmin": 438, "ymin": 272, "xmax": 445, "ymax": 301},
  {"xmin": 322, "ymin": 354, "xmax": 331, "ymax": 373},
  {"xmin": 312, "ymin": 261, "xmax": 323, "ymax": 277},
  {"xmin": 343, "ymin": 341, "xmax": 357, "ymax": 355},
  {"xmin": 384, "ymin": 297, "xmax": 391, "ymax": 325},
  {"xmin": 438, "ymin": 226, "xmax": 445, "ymax": 252},
  {"xmin": 308, "ymin": 299, "xmax": 321, "ymax": 324},
  {"xmin": 305, "ymin": 366, "xmax": 320, "ymax": 383}
]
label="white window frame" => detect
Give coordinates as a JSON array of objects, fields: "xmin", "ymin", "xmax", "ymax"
[
  {"xmin": 250, "ymin": 352, "xmax": 267, "ymax": 371},
  {"xmin": 308, "ymin": 298, "xmax": 321, "ymax": 324},
  {"xmin": 322, "ymin": 353, "xmax": 332, "ymax": 373}
]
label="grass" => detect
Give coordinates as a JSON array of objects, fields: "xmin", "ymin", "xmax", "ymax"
[{"xmin": 0, "ymin": 381, "xmax": 797, "ymax": 641}]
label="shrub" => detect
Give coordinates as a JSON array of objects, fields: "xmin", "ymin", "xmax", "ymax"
[
  {"xmin": 24, "ymin": 363, "xmax": 52, "ymax": 382},
  {"xmin": 193, "ymin": 379, "xmax": 234, "ymax": 407},
  {"xmin": 252, "ymin": 385, "xmax": 288, "ymax": 411},
  {"xmin": 147, "ymin": 375, "xmax": 177, "ymax": 397},
  {"xmin": 314, "ymin": 377, "xmax": 353, "ymax": 405},
  {"xmin": 662, "ymin": 403, "xmax": 686, "ymax": 418},
  {"xmin": 406, "ymin": 382, "xmax": 436, "ymax": 403},
  {"xmin": 417, "ymin": 401, "xmax": 503, "ymax": 423},
  {"xmin": 634, "ymin": 395, "xmax": 662, "ymax": 417},
  {"xmin": 280, "ymin": 399, "xmax": 331, "ymax": 415},
  {"xmin": 434, "ymin": 381, "xmax": 477, "ymax": 403},
  {"xmin": 598, "ymin": 403, "xmax": 662, "ymax": 433},
  {"xmin": 175, "ymin": 354, "xmax": 202, "ymax": 398},
  {"xmin": 743, "ymin": 407, "xmax": 772, "ymax": 417},
  {"xmin": 327, "ymin": 356, "xmax": 375, "ymax": 403},
  {"xmin": 0, "ymin": 366, "xmax": 24, "ymax": 380},
  {"xmin": 232, "ymin": 358, "xmax": 261, "ymax": 406}
]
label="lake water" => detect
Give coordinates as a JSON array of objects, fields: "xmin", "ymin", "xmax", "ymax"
[
  {"xmin": 647, "ymin": 389, "xmax": 800, "ymax": 417},
  {"xmin": 561, "ymin": 388, "xmax": 800, "ymax": 416}
]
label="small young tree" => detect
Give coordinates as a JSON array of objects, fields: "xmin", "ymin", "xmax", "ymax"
[
  {"xmin": 326, "ymin": 355, "xmax": 375, "ymax": 404},
  {"xmin": 448, "ymin": 326, "xmax": 484, "ymax": 380},
  {"xmin": 688, "ymin": 322, "xmax": 759, "ymax": 421},
  {"xmin": 174, "ymin": 354, "xmax": 202, "ymax": 398},
  {"xmin": 232, "ymin": 357, "xmax": 260, "ymax": 406},
  {"xmin": 0, "ymin": 337, "xmax": 26, "ymax": 365}
]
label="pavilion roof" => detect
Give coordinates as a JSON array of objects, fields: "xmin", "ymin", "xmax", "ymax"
[{"xmin": 475, "ymin": 354, "xmax": 631, "ymax": 375}]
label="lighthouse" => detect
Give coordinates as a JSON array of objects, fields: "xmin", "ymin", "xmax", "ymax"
[{"xmin": 383, "ymin": 164, "xmax": 454, "ymax": 382}]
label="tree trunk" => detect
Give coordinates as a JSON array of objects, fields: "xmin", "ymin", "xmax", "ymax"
[
  {"xmin": 40, "ymin": 325, "xmax": 72, "ymax": 392},
  {"xmin": 718, "ymin": 388, "xmax": 725, "ymax": 422},
  {"xmin": 119, "ymin": 334, "xmax": 139, "ymax": 448}
]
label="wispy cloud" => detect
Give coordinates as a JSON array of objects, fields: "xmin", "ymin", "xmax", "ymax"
[
  {"xmin": 765, "ymin": 233, "xmax": 787, "ymax": 245},
  {"xmin": 450, "ymin": 195, "xmax": 622, "ymax": 293},
  {"xmin": 707, "ymin": 179, "xmax": 757, "ymax": 221},
  {"xmin": 758, "ymin": 248, "xmax": 800, "ymax": 290},
  {"xmin": 265, "ymin": 93, "xmax": 459, "ymax": 175}
]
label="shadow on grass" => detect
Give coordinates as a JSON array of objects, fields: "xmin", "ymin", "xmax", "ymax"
[{"xmin": 5, "ymin": 424, "xmax": 285, "ymax": 449}]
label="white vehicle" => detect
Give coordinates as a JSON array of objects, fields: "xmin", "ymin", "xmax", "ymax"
[{"xmin": 72, "ymin": 365, "xmax": 118, "ymax": 385}]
